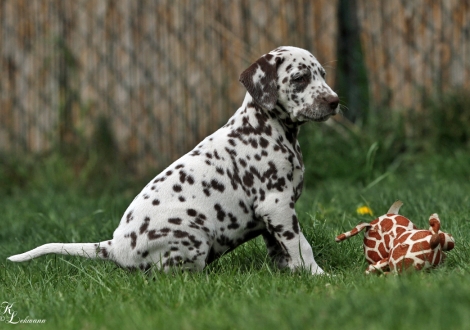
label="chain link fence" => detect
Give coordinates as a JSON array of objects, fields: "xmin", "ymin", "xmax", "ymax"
[
  {"xmin": 0, "ymin": 0, "xmax": 338, "ymax": 172},
  {"xmin": 357, "ymin": 0, "xmax": 470, "ymax": 112},
  {"xmin": 1, "ymin": 0, "xmax": 469, "ymax": 173}
]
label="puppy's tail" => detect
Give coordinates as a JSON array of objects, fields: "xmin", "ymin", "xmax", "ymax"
[{"xmin": 7, "ymin": 240, "xmax": 113, "ymax": 262}]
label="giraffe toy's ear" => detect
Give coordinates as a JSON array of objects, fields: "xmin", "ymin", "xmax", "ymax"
[
  {"xmin": 428, "ymin": 213, "xmax": 441, "ymax": 234},
  {"xmin": 428, "ymin": 213, "xmax": 442, "ymax": 250},
  {"xmin": 430, "ymin": 213, "xmax": 455, "ymax": 251},
  {"xmin": 429, "ymin": 233, "xmax": 441, "ymax": 250}
]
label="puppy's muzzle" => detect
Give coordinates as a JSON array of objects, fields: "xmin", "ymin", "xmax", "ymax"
[{"xmin": 323, "ymin": 95, "xmax": 339, "ymax": 112}]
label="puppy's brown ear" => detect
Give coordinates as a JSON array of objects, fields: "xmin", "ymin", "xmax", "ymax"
[{"xmin": 239, "ymin": 54, "xmax": 280, "ymax": 110}]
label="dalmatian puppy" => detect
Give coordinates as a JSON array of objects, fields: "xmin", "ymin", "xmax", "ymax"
[{"xmin": 8, "ymin": 46, "xmax": 339, "ymax": 275}]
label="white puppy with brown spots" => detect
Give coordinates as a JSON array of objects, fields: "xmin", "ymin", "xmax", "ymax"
[{"xmin": 9, "ymin": 46, "xmax": 339, "ymax": 275}]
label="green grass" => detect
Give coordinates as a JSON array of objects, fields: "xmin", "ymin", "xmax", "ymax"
[{"xmin": 1, "ymin": 151, "xmax": 470, "ymax": 329}]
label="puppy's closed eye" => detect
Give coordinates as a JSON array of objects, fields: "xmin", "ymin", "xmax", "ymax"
[{"xmin": 292, "ymin": 73, "xmax": 310, "ymax": 84}]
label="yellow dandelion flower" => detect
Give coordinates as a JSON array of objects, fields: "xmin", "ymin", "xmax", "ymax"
[{"xmin": 357, "ymin": 206, "xmax": 373, "ymax": 216}]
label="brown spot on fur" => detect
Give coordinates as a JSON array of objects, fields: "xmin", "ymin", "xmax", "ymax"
[
  {"xmin": 148, "ymin": 230, "xmax": 162, "ymax": 240},
  {"xmin": 130, "ymin": 232, "xmax": 137, "ymax": 249},
  {"xmin": 384, "ymin": 234, "xmax": 391, "ymax": 249},
  {"xmin": 392, "ymin": 244, "xmax": 409, "ymax": 260},
  {"xmin": 367, "ymin": 250, "xmax": 381, "ymax": 262},
  {"xmin": 174, "ymin": 230, "xmax": 189, "ymax": 238},
  {"xmin": 396, "ymin": 227, "xmax": 407, "ymax": 236},
  {"xmin": 380, "ymin": 218, "xmax": 393, "ymax": 231},
  {"xmin": 378, "ymin": 243, "xmax": 387, "ymax": 257},
  {"xmin": 168, "ymin": 218, "xmax": 183, "ymax": 225},
  {"xmin": 335, "ymin": 234, "xmax": 346, "ymax": 242},
  {"xmin": 370, "ymin": 219, "xmax": 379, "ymax": 225},
  {"xmin": 368, "ymin": 229, "xmax": 381, "ymax": 240},
  {"xmin": 395, "ymin": 215, "xmax": 412, "ymax": 227},
  {"xmin": 365, "ymin": 239, "xmax": 376, "ymax": 248},
  {"xmin": 394, "ymin": 258, "xmax": 414, "ymax": 272},
  {"xmin": 411, "ymin": 241, "xmax": 431, "ymax": 253},
  {"xmin": 139, "ymin": 217, "xmax": 150, "ymax": 234},
  {"xmin": 100, "ymin": 247, "xmax": 109, "ymax": 258},
  {"xmin": 411, "ymin": 231, "xmax": 430, "ymax": 241},
  {"xmin": 395, "ymin": 232, "xmax": 411, "ymax": 244}
]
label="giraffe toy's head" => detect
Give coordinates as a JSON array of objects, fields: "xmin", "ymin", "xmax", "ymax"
[
  {"xmin": 386, "ymin": 213, "xmax": 454, "ymax": 273},
  {"xmin": 429, "ymin": 213, "xmax": 455, "ymax": 252}
]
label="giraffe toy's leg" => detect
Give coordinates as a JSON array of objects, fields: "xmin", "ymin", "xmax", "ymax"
[{"xmin": 365, "ymin": 258, "xmax": 389, "ymax": 275}]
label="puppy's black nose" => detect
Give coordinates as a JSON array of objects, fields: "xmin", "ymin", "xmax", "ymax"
[{"xmin": 324, "ymin": 95, "xmax": 339, "ymax": 110}]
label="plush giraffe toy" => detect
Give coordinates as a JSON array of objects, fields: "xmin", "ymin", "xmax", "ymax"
[
  {"xmin": 367, "ymin": 213, "xmax": 454, "ymax": 274},
  {"xmin": 336, "ymin": 201, "xmax": 455, "ymax": 274},
  {"xmin": 335, "ymin": 200, "xmax": 417, "ymax": 264}
]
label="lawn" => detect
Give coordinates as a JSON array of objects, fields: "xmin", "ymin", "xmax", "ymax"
[{"xmin": 1, "ymin": 151, "xmax": 470, "ymax": 329}]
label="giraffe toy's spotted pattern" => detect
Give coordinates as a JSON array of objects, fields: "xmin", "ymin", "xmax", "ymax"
[
  {"xmin": 336, "ymin": 201, "xmax": 455, "ymax": 274},
  {"xmin": 366, "ymin": 213, "xmax": 455, "ymax": 274}
]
